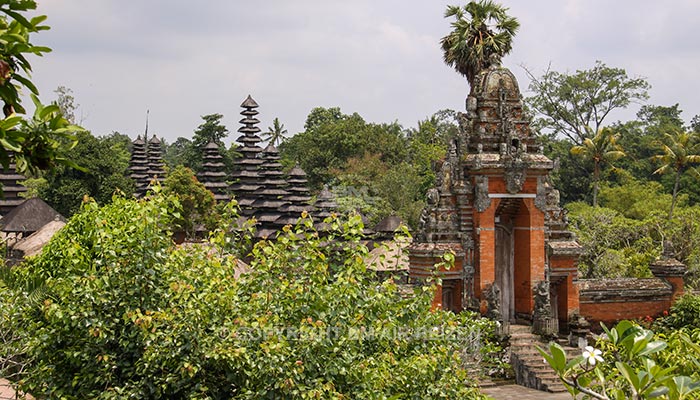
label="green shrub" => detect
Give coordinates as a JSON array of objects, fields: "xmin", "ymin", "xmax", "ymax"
[{"xmin": 1, "ymin": 193, "xmax": 494, "ymax": 399}]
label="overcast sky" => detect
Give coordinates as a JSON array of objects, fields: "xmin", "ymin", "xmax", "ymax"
[{"xmin": 27, "ymin": 0, "xmax": 700, "ymax": 145}]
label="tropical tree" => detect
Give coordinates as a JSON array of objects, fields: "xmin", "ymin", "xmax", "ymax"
[
  {"xmin": 39, "ymin": 130, "xmax": 133, "ymax": 217},
  {"xmin": 161, "ymin": 166, "xmax": 217, "ymax": 238},
  {"xmin": 651, "ymin": 130, "xmax": 700, "ymax": 219},
  {"xmin": 263, "ymin": 117, "xmax": 287, "ymax": 146},
  {"xmin": 526, "ymin": 61, "xmax": 650, "ymax": 145},
  {"xmin": 440, "ymin": 0, "xmax": 519, "ymax": 86},
  {"xmin": 571, "ymin": 127, "xmax": 625, "ymax": 207},
  {"xmin": 192, "ymin": 113, "xmax": 228, "ymax": 148}
]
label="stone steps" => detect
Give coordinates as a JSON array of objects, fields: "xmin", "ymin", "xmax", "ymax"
[{"xmin": 508, "ymin": 324, "xmax": 579, "ymax": 393}]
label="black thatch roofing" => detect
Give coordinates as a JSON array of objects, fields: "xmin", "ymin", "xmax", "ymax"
[
  {"xmin": 0, "ymin": 197, "xmax": 66, "ymax": 233},
  {"xmin": 374, "ymin": 215, "xmax": 403, "ymax": 233}
]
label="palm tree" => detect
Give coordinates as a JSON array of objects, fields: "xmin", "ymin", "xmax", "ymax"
[
  {"xmin": 440, "ymin": 0, "xmax": 519, "ymax": 87},
  {"xmin": 264, "ymin": 117, "xmax": 287, "ymax": 147},
  {"xmin": 571, "ymin": 127, "xmax": 625, "ymax": 207},
  {"xmin": 651, "ymin": 130, "xmax": 700, "ymax": 219}
]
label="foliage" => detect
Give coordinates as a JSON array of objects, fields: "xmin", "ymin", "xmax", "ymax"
[
  {"xmin": 53, "ymin": 85, "xmax": 79, "ymax": 124},
  {"xmin": 540, "ymin": 320, "xmax": 700, "ymax": 400},
  {"xmin": 162, "ymin": 166, "xmax": 217, "ymax": 238},
  {"xmin": 0, "ymin": 193, "xmax": 500, "ymax": 399},
  {"xmin": 656, "ymin": 294, "xmax": 700, "ymax": 332},
  {"xmin": 540, "ymin": 135, "xmax": 591, "ymax": 204},
  {"xmin": 163, "ymin": 114, "xmax": 237, "ymax": 175},
  {"xmin": 567, "ymin": 203, "xmax": 658, "ymax": 279},
  {"xmin": 440, "ymin": 0, "xmax": 519, "ymax": 86},
  {"xmin": 599, "ymin": 180, "xmax": 677, "ymax": 220},
  {"xmin": 407, "ymin": 109, "xmax": 457, "ymax": 193},
  {"xmin": 280, "ymin": 107, "xmax": 407, "ymax": 190},
  {"xmin": 192, "ymin": 113, "xmax": 228, "ymax": 148},
  {"xmin": 525, "ymin": 61, "xmax": 650, "ymax": 145},
  {"xmin": 281, "ymin": 107, "xmax": 457, "ymax": 229},
  {"xmin": 650, "ymin": 130, "xmax": 700, "ymax": 218},
  {"xmin": 39, "ymin": 130, "xmax": 133, "ymax": 217},
  {"xmin": 570, "ymin": 127, "xmax": 625, "ymax": 207},
  {"xmin": 331, "ymin": 154, "xmax": 426, "ymax": 228},
  {"xmin": 263, "ymin": 117, "xmax": 287, "ymax": 146},
  {"xmin": 0, "ymin": 1, "xmax": 80, "ymax": 192}
]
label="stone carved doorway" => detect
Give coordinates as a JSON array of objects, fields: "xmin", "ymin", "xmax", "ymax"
[{"xmin": 494, "ymin": 197, "xmax": 533, "ymax": 323}]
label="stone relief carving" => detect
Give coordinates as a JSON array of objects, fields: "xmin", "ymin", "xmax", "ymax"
[
  {"xmin": 474, "ymin": 175, "xmax": 491, "ymax": 212},
  {"xmin": 504, "ymin": 155, "xmax": 527, "ymax": 194}
]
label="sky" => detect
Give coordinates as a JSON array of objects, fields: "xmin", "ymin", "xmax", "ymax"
[{"xmin": 25, "ymin": 0, "xmax": 700, "ymax": 145}]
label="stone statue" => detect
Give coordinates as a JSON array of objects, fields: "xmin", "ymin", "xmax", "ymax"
[
  {"xmin": 533, "ymin": 281, "xmax": 551, "ymax": 319},
  {"xmin": 484, "ymin": 283, "xmax": 501, "ymax": 321}
]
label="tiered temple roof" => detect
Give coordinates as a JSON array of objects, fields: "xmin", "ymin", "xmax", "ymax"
[
  {"xmin": 0, "ymin": 156, "xmax": 27, "ymax": 216},
  {"xmin": 229, "ymin": 96, "xmax": 323, "ymax": 237},
  {"xmin": 282, "ymin": 164, "xmax": 314, "ymax": 222},
  {"xmin": 129, "ymin": 135, "xmax": 150, "ymax": 196},
  {"xmin": 313, "ymin": 185, "xmax": 338, "ymax": 220},
  {"xmin": 146, "ymin": 135, "xmax": 166, "ymax": 186},
  {"xmin": 230, "ymin": 95, "xmax": 265, "ymax": 214},
  {"xmin": 128, "ymin": 134, "xmax": 166, "ymax": 197},
  {"xmin": 126, "ymin": 96, "xmax": 330, "ymax": 238},
  {"xmin": 197, "ymin": 141, "xmax": 230, "ymax": 202},
  {"xmin": 253, "ymin": 144, "xmax": 292, "ymax": 237}
]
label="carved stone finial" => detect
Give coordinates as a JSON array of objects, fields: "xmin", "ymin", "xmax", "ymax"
[{"xmin": 662, "ymin": 240, "xmax": 674, "ymax": 259}]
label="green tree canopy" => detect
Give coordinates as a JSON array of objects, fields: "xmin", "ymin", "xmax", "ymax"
[
  {"xmin": 39, "ymin": 131, "xmax": 134, "ymax": 216},
  {"xmin": 192, "ymin": 113, "xmax": 228, "ymax": 148},
  {"xmin": 280, "ymin": 107, "xmax": 407, "ymax": 190},
  {"xmin": 526, "ymin": 61, "xmax": 650, "ymax": 145},
  {"xmin": 162, "ymin": 165, "xmax": 217, "ymax": 238},
  {"xmin": 440, "ymin": 0, "xmax": 519, "ymax": 86}
]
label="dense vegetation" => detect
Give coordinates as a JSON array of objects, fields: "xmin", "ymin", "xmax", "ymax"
[
  {"xmin": 541, "ymin": 296, "xmax": 700, "ymax": 399},
  {"xmin": 0, "ymin": 193, "xmax": 500, "ymax": 398}
]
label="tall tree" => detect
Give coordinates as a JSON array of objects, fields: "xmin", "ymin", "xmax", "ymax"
[
  {"xmin": 651, "ymin": 130, "xmax": 700, "ymax": 218},
  {"xmin": 280, "ymin": 107, "xmax": 407, "ymax": 190},
  {"xmin": 39, "ymin": 131, "xmax": 134, "ymax": 216},
  {"xmin": 263, "ymin": 117, "xmax": 287, "ymax": 146},
  {"xmin": 192, "ymin": 113, "xmax": 228, "ymax": 148},
  {"xmin": 53, "ymin": 86, "xmax": 79, "ymax": 124},
  {"xmin": 570, "ymin": 127, "xmax": 625, "ymax": 207},
  {"xmin": 440, "ymin": 0, "xmax": 519, "ymax": 86},
  {"xmin": 525, "ymin": 61, "xmax": 650, "ymax": 145}
]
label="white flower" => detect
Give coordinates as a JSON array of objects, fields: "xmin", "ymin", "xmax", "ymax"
[{"xmin": 582, "ymin": 346, "xmax": 603, "ymax": 366}]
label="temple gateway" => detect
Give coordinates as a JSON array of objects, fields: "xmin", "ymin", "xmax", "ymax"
[{"xmin": 409, "ymin": 60, "xmax": 582, "ymax": 332}]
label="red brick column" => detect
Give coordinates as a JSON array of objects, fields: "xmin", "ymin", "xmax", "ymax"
[{"xmin": 474, "ymin": 199, "xmax": 498, "ymax": 299}]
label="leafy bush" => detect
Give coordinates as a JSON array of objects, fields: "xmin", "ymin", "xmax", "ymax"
[
  {"xmin": 657, "ymin": 294, "xmax": 700, "ymax": 331},
  {"xmin": 540, "ymin": 320, "xmax": 700, "ymax": 399},
  {"xmin": 1, "ymin": 193, "xmax": 495, "ymax": 399},
  {"xmin": 567, "ymin": 203, "xmax": 658, "ymax": 278}
]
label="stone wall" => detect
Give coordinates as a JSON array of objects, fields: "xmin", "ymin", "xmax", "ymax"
[{"xmin": 579, "ymin": 278, "xmax": 674, "ymax": 330}]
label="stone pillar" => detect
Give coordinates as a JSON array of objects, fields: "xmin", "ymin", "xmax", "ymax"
[{"xmin": 649, "ymin": 251, "xmax": 687, "ymax": 302}]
